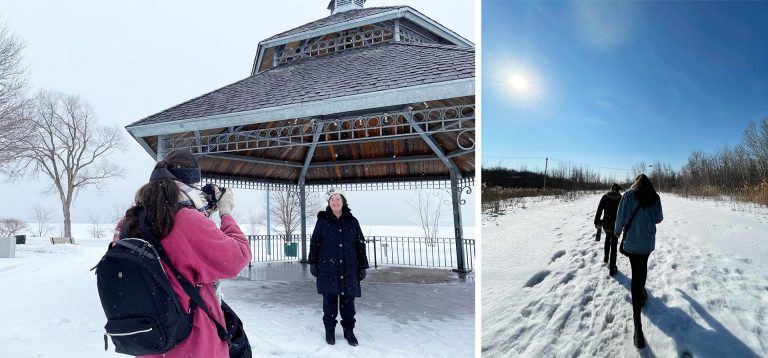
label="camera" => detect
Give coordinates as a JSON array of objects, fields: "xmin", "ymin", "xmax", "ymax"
[{"xmin": 201, "ymin": 183, "xmax": 227, "ymax": 210}]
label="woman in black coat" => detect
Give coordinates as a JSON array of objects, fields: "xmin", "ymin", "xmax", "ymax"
[{"xmin": 308, "ymin": 188, "xmax": 369, "ymax": 347}]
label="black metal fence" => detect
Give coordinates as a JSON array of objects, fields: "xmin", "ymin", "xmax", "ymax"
[
  {"xmin": 247, "ymin": 234, "xmax": 303, "ymax": 264},
  {"xmin": 247, "ymin": 235, "xmax": 475, "ymax": 271}
]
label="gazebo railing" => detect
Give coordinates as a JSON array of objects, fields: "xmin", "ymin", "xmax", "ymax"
[
  {"xmin": 247, "ymin": 234, "xmax": 303, "ymax": 263},
  {"xmin": 246, "ymin": 234, "xmax": 475, "ymax": 271},
  {"xmin": 366, "ymin": 236, "xmax": 475, "ymax": 270}
]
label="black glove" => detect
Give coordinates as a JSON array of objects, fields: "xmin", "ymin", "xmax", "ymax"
[
  {"xmin": 310, "ymin": 264, "xmax": 319, "ymax": 278},
  {"xmin": 594, "ymin": 219, "xmax": 602, "ymax": 229},
  {"xmin": 358, "ymin": 268, "xmax": 366, "ymax": 281}
]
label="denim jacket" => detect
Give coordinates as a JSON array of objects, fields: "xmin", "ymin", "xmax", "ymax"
[{"xmin": 614, "ymin": 190, "xmax": 663, "ymax": 254}]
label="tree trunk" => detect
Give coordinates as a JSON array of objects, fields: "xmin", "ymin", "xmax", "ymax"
[{"xmin": 63, "ymin": 203, "xmax": 72, "ymax": 238}]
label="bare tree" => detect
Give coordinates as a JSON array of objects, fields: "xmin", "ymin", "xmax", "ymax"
[
  {"xmin": 110, "ymin": 201, "xmax": 129, "ymax": 226},
  {"xmin": 8, "ymin": 90, "xmax": 125, "ymax": 237},
  {"xmin": 32, "ymin": 206, "xmax": 54, "ymax": 237},
  {"xmin": 0, "ymin": 21, "xmax": 30, "ymax": 169},
  {"xmin": 407, "ymin": 189, "xmax": 449, "ymax": 243},
  {"xmin": 0, "ymin": 217, "xmax": 27, "ymax": 237},
  {"xmin": 245, "ymin": 210, "xmax": 266, "ymax": 236},
  {"xmin": 743, "ymin": 117, "xmax": 768, "ymax": 182},
  {"xmin": 89, "ymin": 212, "xmax": 106, "ymax": 239},
  {"xmin": 270, "ymin": 189, "xmax": 321, "ymax": 241},
  {"xmin": 631, "ymin": 162, "xmax": 646, "ymax": 178}
]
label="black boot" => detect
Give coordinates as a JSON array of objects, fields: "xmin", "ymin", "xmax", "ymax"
[
  {"xmin": 325, "ymin": 326, "xmax": 335, "ymax": 345},
  {"xmin": 343, "ymin": 327, "xmax": 358, "ymax": 346},
  {"xmin": 634, "ymin": 323, "xmax": 646, "ymax": 349},
  {"xmin": 609, "ymin": 266, "xmax": 617, "ymax": 276}
]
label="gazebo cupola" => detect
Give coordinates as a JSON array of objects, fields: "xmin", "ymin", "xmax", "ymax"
[
  {"xmin": 252, "ymin": 3, "xmax": 472, "ymax": 74},
  {"xmin": 328, "ymin": 0, "xmax": 366, "ymax": 14}
]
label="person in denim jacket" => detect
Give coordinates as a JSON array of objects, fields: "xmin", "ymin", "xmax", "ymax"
[{"xmin": 615, "ymin": 174, "xmax": 663, "ymax": 349}]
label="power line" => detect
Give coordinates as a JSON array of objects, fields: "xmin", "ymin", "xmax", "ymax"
[{"xmin": 482, "ymin": 155, "xmax": 631, "ymax": 172}]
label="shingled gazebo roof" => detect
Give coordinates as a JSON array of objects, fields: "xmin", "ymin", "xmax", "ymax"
[
  {"xmin": 125, "ymin": 3, "xmax": 475, "ymax": 191},
  {"xmin": 129, "ymin": 43, "xmax": 473, "ymax": 130}
]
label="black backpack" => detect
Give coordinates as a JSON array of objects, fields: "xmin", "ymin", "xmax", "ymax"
[{"xmin": 93, "ymin": 208, "xmax": 233, "ymax": 355}]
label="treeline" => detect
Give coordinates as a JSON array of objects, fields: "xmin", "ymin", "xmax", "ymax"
[
  {"xmin": 482, "ymin": 164, "xmax": 618, "ymax": 191},
  {"xmin": 481, "ymin": 164, "xmax": 621, "ymax": 205},
  {"xmin": 483, "ymin": 117, "xmax": 768, "ymax": 206},
  {"xmin": 640, "ymin": 117, "xmax": 768, "ymax": 205}
]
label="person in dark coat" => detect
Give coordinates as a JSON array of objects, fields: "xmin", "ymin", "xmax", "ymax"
[
  {"xmin": 594, "ymin": 183, "xmax": 623, "ymax": 276},
  {"xmin": 308, "ymin": 188, "xmax": 369, "ymax": 346},
  {"xmin": 615, "ymin": 174, "xmax": 663, "ymax": 349}
]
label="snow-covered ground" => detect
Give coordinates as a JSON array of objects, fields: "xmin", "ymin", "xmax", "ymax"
[
  {"xmin": 482, "ymin": 193, "xmax": 768, "ymax": 357},
  {"xmin": 0, "ymin": 236, "xmax": 473, "ymax": 357}
]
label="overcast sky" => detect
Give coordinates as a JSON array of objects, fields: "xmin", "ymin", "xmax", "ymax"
[{"xmin": 0, "ymin": 0, "xmax": 476, "ymax": 229}]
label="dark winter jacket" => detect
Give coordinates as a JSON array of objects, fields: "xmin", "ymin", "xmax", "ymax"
[
  {"xmin": 308, "ymin": 208, "xmax": 369, "ymax": 297},
  {"xmin": 595, "ymin": 191, "xmax": 622, "ymax": 233}
]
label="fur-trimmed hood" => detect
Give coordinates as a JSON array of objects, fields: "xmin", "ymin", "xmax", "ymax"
[{"xmin": 317, "ymin": 207, "xmax": 354, "ymax": 220}]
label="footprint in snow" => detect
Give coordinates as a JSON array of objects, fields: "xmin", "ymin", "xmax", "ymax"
[
  {"xmin": 560, "ymin": 271, "xmax": 576, "ymax": 285},
  {"xmin": 550, "ymin": 250, "xmax": 566, "ymax": 263},
  {"xmin": 524, "ymin": 270, "xmax": 551, "ymax": 288}
]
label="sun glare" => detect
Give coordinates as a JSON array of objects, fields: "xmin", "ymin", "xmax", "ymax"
[
  {"xmin": 510, "ymin": 74, "xmax": 528, "ymax": 92},
  {"xmin": 489, "ymin": 55, "xmax": 544, "ymax": 106}
]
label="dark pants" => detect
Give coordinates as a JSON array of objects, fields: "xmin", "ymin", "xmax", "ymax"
[
  {"xmin": 604, "ymin": 233, "xmax": 618, "ymax": 270},
  {"xmin": 628, "ymin": 253, "xmax": 650, "ymax": 328},
  {"xmin": 323, "ymin": 294, "xmax": 356, "ymax": 329}
]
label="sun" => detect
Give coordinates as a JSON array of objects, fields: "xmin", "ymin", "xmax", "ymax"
[{"xmin": 509, "ymin": 74, "xmax": 528, "ymax": 92}]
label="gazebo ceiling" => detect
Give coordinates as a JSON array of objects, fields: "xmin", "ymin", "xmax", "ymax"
[{"xmin": 141, "ymin": 96, "xmax": 474, "ymax": 186}]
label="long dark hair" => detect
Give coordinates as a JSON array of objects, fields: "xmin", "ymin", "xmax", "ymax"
[
  {"xmin": 634, "ymin": 174, "xmax": 660, "ymax": 208},
  {"xmin": 122, "ymin": 151, "xmax": 199, "ymax": 240}
]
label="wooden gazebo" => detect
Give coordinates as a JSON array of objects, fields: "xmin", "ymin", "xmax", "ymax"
[{"xmin": 125, "ymin": 0, "xmax": 475, "ymax": 272}]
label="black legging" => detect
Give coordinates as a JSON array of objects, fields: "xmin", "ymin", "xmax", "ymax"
[
  {"xmin": 604, "ymin": 233, "xmax": 618, "ymax": 269},
  {"xmin": 628, "ymin": 253, "xmax": 650, "ymax": 327}
]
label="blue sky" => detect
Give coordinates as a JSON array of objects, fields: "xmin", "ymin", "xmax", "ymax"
[{"xmin": 482, "ymin": 1, "xmax": 768, "ymax": 181}]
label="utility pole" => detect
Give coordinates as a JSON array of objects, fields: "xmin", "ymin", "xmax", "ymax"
[{"xmin": 543, "ymin": 157, "xmax": 548, "ymax": 190}]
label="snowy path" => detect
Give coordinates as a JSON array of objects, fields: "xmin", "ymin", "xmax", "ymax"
[
  {"xmin": 482, "ymin": 194, "xmax": 768, "ymax": 357},
  {"xmin": 0, "ymin": 239, "xmax": 473, "ymax": 357}
]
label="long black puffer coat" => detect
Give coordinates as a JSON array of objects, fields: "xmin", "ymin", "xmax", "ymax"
[{"xmin": 308, "ymin": 208, "xmax": 369, "ymax": 297}]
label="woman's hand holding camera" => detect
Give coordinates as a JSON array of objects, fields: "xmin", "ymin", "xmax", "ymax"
[{"xmin": 217, "ymin": 188, "xmax": 235, "ymax": 218}]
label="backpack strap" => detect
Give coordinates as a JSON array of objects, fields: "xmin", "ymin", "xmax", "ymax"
[{"xmin": 137, "ymin": 208, "xmax": 233, "ymax": 342}]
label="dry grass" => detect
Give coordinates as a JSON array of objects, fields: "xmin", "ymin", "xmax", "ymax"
[
  {"xmin": 670, "ymin": 182, "xmax": 768, "ymax": 207},
  {"xmin": 481, "ymin": 186, "xmax": 599, "ymax": 214}
]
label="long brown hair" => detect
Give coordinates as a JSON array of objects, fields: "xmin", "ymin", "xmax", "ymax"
[
  {"xmin": 634, "ymin": 174, "xmax": 660, "ymax": 208},
  {"xmin": 122, "ymin": 150, "xmax": 199, "ymax": 240}
]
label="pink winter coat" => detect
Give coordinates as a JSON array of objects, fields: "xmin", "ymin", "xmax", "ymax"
[{"xmin": 113, "ymin": 208, "xmax": 251, "ymax": 358}]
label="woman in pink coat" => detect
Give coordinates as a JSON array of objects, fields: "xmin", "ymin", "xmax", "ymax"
[{"xmin": 113, "ymin": 150, "xmax": 251, "ymax": 358}]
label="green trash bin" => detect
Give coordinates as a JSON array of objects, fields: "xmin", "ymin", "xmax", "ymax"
[{"xmin": 284, "ymin": 242, "xmax": 298, "ymax": 257}]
